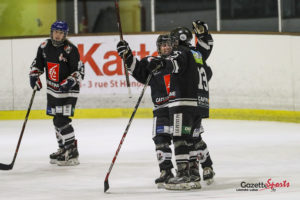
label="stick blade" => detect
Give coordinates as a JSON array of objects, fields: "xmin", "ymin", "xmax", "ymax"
[
  {"xmin": 0, "ymin": 163, "xmax": 13, "ymax": 170},
  {"xmin": 104, "ymin": 180, "xmax": 110, "ymax": 192}
]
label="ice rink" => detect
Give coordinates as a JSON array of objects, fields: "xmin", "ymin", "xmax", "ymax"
[{"xmin": 0, "ymin": 118, "xmax": 300, "ymax": 200}]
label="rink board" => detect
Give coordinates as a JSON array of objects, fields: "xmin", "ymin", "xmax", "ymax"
[{"xmin": 1, "ymin": 33, "xmax": 300, "ymax": 112}]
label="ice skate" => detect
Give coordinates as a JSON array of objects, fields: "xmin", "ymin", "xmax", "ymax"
[
  {"xmin": 49, "ymin": 147, "xmax": 64, "ymax": 164},
  {"xmin": 203, "ymin": 167, "xmax": 215, "ymax": 185},
  {"xmin": 189, "ymin": 163, "xmax": 201, "ymax": 189},
  {"xmin": 165, "ymin": 163, "xmax": 191, "ymax": 190},
  {"xmin": 155, "ymin": 169, "xmax": 174, "ymax": 189},
  {"xmin": 56, "ymin": 140, "xmax": 80, "ymax": 166}
]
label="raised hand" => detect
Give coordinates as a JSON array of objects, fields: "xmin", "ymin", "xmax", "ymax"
[{"xmin": 192, "ymin": 20, "xmax": 208, "ymax": 39}]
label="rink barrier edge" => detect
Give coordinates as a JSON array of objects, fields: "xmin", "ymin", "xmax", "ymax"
[{"xmin": 0, "ymin": 108, "xmax": 300, "ymax": 123}]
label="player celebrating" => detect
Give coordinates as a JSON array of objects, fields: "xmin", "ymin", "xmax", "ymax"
[
  {"xmin": 167, "ymin": 24, "xmax": 215, "ymax": 189},
  {"xmin": 29, "ymin": 21, "xmax": 84, "ymax": 166},
  {"xmin": 116, "ymin": 34, "xmax": 175, "ymax": 189},
  {"xmin": 191, "ymin": 20, "xmax": 215, "ymax": 185}
]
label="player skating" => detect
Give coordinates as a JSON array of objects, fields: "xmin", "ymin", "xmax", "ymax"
[{"xmin": 29, "ymin": 21, "xmax": 84, "ymax": 166}]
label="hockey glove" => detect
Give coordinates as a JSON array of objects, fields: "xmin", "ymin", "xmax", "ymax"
[
  {"xmin": 117, "ymin": 40, "xmax": 132, "ymax": 59},
  {"xmin": 147, "ymin": 57, "xmax": 164, "ymax": 73},
  {"xmin": 117, "ymin": 40, "xmax": 134, "ymax": 67},
  {"xmin": 192, "ymin": 20, "xmax": 208, "ymax": 39},
  {"xmin": 29, "ymin": 70, "xmax": 42, "ymax": 91},
  {"xmin": 59, "ymin": 76, "xmax": 76, "ymax": 92}
]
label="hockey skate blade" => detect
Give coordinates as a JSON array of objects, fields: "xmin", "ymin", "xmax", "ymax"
[
  {"xmin": 0, "ymin": 163, "xmax": 13, "ymax": 170},
  {"xmin": 165, "ymin": 183, "xmax": 191, "ymax": 190},
  {"xmin": 104, "ymin": 180, "xmax": 109, "ymax": 192},
  {"xmin": 156, "ymin": 183, "xmax": 165, "ymax": 189},
  {"xmin": 56, "ymin": 158, "xmax": 80, "ymax": 166},
  {"xmin": 205, "ymin": 178, "xmax": 214, "ymax": 185},
  {"xmin": 49, "ymin": 159, "xmax": 57, "ymax": 165},
  {"xmin": 190, "ymin": 181, "xmax": 202, "ymax": 189}
]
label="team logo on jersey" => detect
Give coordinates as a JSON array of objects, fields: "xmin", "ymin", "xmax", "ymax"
[
  {"xmin": 47, "ymin": 62, "xmax": 60, "ymax": 82},
  {"xmin": 156, "ymin": 126, "xmax": 165, "ymax": 133},
  {"xmin": 64, "ymin": 45, "xmax": 72, "ymax": 54},
  {"xmin": 59, "ymin": 53, "xmax": 67, "ymax": 62},
  {"xmin": 182, "ymin": 126, "xmax": 191, "ymax": 135},
  {"xmin": 163, "ymin": 74, "xmax": 170, "ymax": 94},
  {"xmin": 190, "ymin": 50, "xmax": 203, "ymax": 64},
  {"xmin": 40, "ymin": 40, "xmax": 48, "ymax": 49}
]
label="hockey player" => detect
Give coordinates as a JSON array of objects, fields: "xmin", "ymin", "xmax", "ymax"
[
  {"xmin": 191, "ymin": 21, "xmax": 215, "ymax": 185},
  {"xmin": 168, "ymin": 24, "xmax": 215, "ymax": 188},
  {"xmin": 160, "ymin": 25, "xmax": 213, "ymax": 190},
  {"xmin": 116, "ymin": 34, "xmax": 175, "ymax": 189},
  {"xmin": 29, "ymin": 21, "xmax": 84, "ymax": 166}
]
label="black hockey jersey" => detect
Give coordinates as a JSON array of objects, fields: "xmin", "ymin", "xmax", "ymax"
[
  {"xmin": 30, "ymin": 39, "xmax": 84, "ymax": 116},
  {"xmin": 128, "ymin": 56, "xmax": 171, "ymax": 110},
  {"xmin": 166, "ymin": 45, "xmax": 211, "ymax": 118}
]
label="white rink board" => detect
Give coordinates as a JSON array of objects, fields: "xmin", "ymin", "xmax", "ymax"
[
  {"xmin": 0, "ymin": 33, "xmax": 300, "ymax": 111},
  {"xmin": 209, "ymin": 34, "xmax": 296, "ymax": 110},
  {"xmin": 0, "ymin": 40, "xmax": 13, "ymax": 110}
]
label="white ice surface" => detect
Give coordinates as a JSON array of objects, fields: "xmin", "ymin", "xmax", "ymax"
[{"xmin": 0, "ymin": 118, "xmax": 300, "ymax": 200}]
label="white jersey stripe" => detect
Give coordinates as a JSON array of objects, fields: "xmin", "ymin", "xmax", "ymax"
[
  {"xmin": 47, "ymin": 89, "xmax": 79, "ymax": 98},
  {"xmin": 197, "ymin": 39, "xmax": 211, "ymax": 50},
  {"xmin": 153, "ymin": 103, "xmax": 169, "ymax": 111},
  {"xmin": 168, "ymin": 100, "xmax": 198, "ymax": 108},
  {"xmin": 175, "ymin": 154, "xmax": 190, "ymax": 161},
  {"xmin": 129, "ymin": 57, "xmax": 137, "ymax": 74}
]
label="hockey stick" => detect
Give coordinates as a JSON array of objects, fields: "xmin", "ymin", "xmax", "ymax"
[
  {"xmin": 0, "ymin": 87, "xmax": 37, "ymax": 170},
  {"xmin": 104, "ymin": 72, "xmax": 154, "ymax": 192},
  {"xmin": 115, "ymin": 0, "xmax": 132, "ymax": 98}
]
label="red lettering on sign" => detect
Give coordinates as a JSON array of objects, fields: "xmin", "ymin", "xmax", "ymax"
[
  {"xmin": 77, "ymin": 43, "xmax": 158, "ymax": 76},
  {"xmin": 152, "ymin": 51, "xmax": 158, "ymax": 57},
  {"xmin": 137, "ymin": 44, "xmax": 150, "ymax": 59},
  {"xmin": 78, "ymin": 43, "xmax": 103, "ymax": 75},
  {"xmin": 103, "ymin": 51, "xmax": 123, "ymax": 76}
]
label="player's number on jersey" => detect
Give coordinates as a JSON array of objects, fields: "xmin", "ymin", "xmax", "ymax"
[{"xmin": 198, "ymin": 67, "xmax": 208, "ymax": 91}]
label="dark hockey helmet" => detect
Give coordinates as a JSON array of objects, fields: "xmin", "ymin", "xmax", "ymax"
[
  {"xmin": 170, "ymin": 27, "xmax": 192, "ymax": 47},
  {"xmin": 50, "ymin": 21, "xmax": 69, "ymax": 47},
  {"xmin": 156, "ymin": 34, "xmax": 174, "ymax": 57}
]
